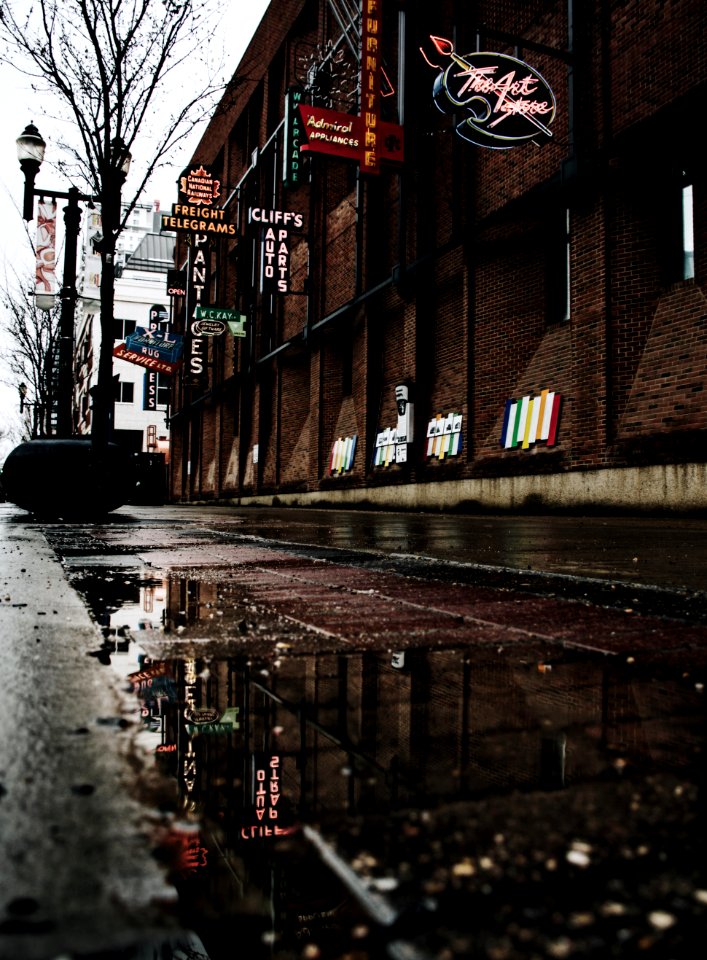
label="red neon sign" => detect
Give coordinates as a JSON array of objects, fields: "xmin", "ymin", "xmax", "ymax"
[{"xmin": 420, "ymin": 35, "xmax": 556, "ymax": 149}]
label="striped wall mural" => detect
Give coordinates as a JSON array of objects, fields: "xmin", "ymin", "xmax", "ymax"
[
  {"xmin": 426, "ymin": 413, "xmax": 463, "ymax": 459},
  {"xmin": 501, "ymin": 390, "xmax": 562, "ymax": 449},
  {"xmin": 329, "ymin": 435, "xmax": 357, "ymax": 474},
  {"xmin": 374, "ymin": 427, "xmax": 407, "ymax": 466}
]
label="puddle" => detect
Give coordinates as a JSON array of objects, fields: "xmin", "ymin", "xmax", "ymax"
[{"xmin": 67, "ymin": 563, "xmax": 707, "ymax": 960}]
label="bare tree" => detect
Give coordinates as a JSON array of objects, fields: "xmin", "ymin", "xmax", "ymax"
[
  {"xmin": 0, "ymin": 271, "xmax": 60, "ymax": 440},
  {"xmin": 0, "ymin": 0, "xmax": 243, "ymax": 448}
]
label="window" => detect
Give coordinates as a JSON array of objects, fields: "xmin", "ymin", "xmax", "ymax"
[
  {"xmin": 546, "ymin": 207, "xmax": 571, "ymax": 324},
  {"xmin": 681, "ymin": 182, "xmax": 695, "ymax": 281},
  {"xmin": 114, "ymin": 316, "xmax": 136, "ymax": 340},
  {"xmin": 156, "ymin": 374, "xmax": 171, "ymax": 408},
  {"xmin": 114, "ymin": 380, "xmax": 134, "ymax": 404},
  {"xmin": 660, "ymin": 170, "xmax": 695, "ymax": 284}
]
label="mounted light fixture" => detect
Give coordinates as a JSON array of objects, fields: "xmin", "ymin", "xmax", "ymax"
[
  {"xmin": 16, "ymin": 123, "xmax": 93, "ymax": 436},
  {"xmin": 16, "ymin": 122, "xmax": 46, "ymax": 221}
]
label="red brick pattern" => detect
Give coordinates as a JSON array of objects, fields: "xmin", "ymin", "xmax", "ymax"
[{"xmin": 167, "ymin": 0, "xmax": 707, "ymax": 504}]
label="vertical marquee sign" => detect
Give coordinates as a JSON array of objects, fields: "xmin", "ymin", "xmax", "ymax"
[
  {"xmin": 361, "ymin": 0, "xmax": 382, "ymax": 172},
  {"xmin": 283, "ymin": 86, "xmax": 305, "ymax": 189},
  {"xmin": 144, "ymin": 303, "xmax": 169, "ymax": 411},
  {"xmin": 186, "ymin": 234, "xmax": 210, "ymax": 387},
  {"xmin": 297, "ymin": 0, "xmax": 404, "ymax": 174},
  {"xmin": 248, "ymin": 207, "xmax": 304, "ymax": 295}
]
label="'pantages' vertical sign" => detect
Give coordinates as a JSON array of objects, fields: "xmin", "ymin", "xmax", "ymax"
[{"xmin": 186, "ymin": 234, "xmax": 210, "ymax": 387}]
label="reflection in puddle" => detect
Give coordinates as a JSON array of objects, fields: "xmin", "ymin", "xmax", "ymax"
[{"xmin": 70, "ymin": 566, "xmax": 707, "ymax": 959}]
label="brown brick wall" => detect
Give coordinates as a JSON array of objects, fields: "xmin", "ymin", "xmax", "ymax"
[{"xmin": 168, "ymin": 0, "xmax": 707, "ymax": 506}]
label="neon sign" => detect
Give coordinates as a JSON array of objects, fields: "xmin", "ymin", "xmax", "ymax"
[
  {"xmin": 298, "ymin": 0, "xmax": 403, "ymax": 174},
  {"xmin": 421, "ymin": 36, "xmax": 556, "ymax": 149},
  {"xmin": 361, "ymin": 0, "xmax": 382, "ymax": 172},
  {"xmin": 178, "ymin": 164, "xmax": 220, "ymax": 206},
  {"xmin": 160, "ymin": 164, "xmax": 236, "ymax": 234}
]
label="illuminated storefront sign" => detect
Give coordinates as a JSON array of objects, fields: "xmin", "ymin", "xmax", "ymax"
[
  {"xmin": 186, "ymin": 234, "xmax": 210, "ymax": 385},
  {"xmin": 298, "ymin": 104, "xmax": 404, "ymax": 167},
  {"xmin": 501, "ymin": 389, "xmax": 561, "ymax": 449},
  {"xmin": 329, "ymin": 435, "xmax": 357, "ymax": 474},
  {"xmin": 283, "ymin": 86, "xmax": 304, "ymax": 188},
  {"xmin": 143, "ymin": 305, "xmax": 170, "ymax": 409},
  {"xmin": 248, "ymin": 207, "xmax": 304, "ymax": 295},
  {"xmin": 261, "ymin": 226, "xmax": 292, "ymax": 293},
  {"xmin": 114, "ymin": 328, "xmax": 184, "ymax": 376},
  {"xmin": 160, "ymin": 164, "xmax": 236, "ymax": 234},
  {"xmin": 249, "ymin": 207, "xmax": 304, "ymax": 228},
  {"xmin": 297, "ymin": 0, "xmax": 404, "ymax": 173},
  {"xmin": 227, "ymin": 316, "xmax": 247, "ymax": 338},
  {"xmin": 179, "ymin": 164, "xmax": 219, "ymax": 205},
  {"xmin": 361, "ymin": 0, "xmax": 382, "ymax": 172},
  {"xmin": 421, "ymin": 36, "xmax": 556, "ymax": 148},
  {"xmin": 161, "ymin": 203, "xmax": 237, "ymax": 236},
  {"xmin": 185, "ymin": 706, "xmax": 240, "ymax": 736},
  {"xmin": 240, "ymin": 754, "xmax": 297, "ymax": 840},
  {"xmin": 192, "ymin": 306, "xmax": 230, "ymax": 336},
  {"xmin": 144, "ymin": 371, "xmax": 158, "ymax": 411},
  {"xmin": 166, "ymin": 269, "xmax": 186, "ymax": 297},
  {"xmin": 426, "ymin": 412, "xmax": 463, "ymax": 459},
  {"xmin": 123, "ymin": 327, "xmax": 183, "ymax": 364}
]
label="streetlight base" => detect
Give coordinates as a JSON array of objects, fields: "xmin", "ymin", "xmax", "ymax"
[{"xmin": 1, "ymin": 438, "xmax": 138, "ymax": 520}]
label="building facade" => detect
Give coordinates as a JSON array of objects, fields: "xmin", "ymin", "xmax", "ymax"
[
  {"xmin": 75, "ymin": 201, "xmax": 173, "ymax": 463},
  {"xmin": 166, "ymin": 0, "xmax": 706, "ymax": 513}
]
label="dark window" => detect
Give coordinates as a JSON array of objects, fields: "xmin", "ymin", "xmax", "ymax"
[
  {"xmin": 114, "ymin": 380, "xmax": 134, "ymax": 404},
  {"xmin": 156, "ymin": 374, "xmax": 171, "ymax": 407},
  {"xmin": 546, "ymin": 207, "xmax": 571, "ymax": 324},
  {"xmin": 114, "ymin": 317, "xmax": 136, "ymax": 340},
  {"xmin": 341, "ymin": 328, "xmax": 353, "ymax": 396},
  {"xmin": 681, "ymin": 182, "xmax": 695, "ymax": 281},
  {"xmin": 659, "ymin": 171, "xmax": 695, "ymax": 284}
]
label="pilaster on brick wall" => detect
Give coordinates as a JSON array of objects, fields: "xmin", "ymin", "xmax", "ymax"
[
  {"xmin": 280, "ymin": 412, "xmax": 311, "ymax": 486},
  {"xmin": 479, "ymin": 321, "xmax": 573, "ymax": 458},
  {"xmin": 617, "ymin": 283, "xmax": 707, "ymax": 438}
]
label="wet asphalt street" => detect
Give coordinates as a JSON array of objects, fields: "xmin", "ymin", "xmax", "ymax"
[{"xmin": 1, "ymin": 501, "xmax": 707, "ymax": 960}]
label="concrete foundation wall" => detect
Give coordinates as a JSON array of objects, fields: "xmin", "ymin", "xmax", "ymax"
[{"xmin": 215, "ymin": 463, "xmax": 707, "ymax": 514}]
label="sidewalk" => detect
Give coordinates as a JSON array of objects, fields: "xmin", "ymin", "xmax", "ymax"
[
  {"xmin": 111, "ymin": 503, "xmax": 707, "ymax": 593},
  {"xmin": 1, "ymin": 501, "xmax": 706, "ymax": 960},
  {"xmin": 0, "ymin": 513, "xmax": 180, "ymax": 960}
]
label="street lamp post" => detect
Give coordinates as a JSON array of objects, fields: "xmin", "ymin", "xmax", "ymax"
[
  {"xmin": 3, "ymin": 124, "xmax": 138, "ymax": 519},
  {"xmin": 16, "ymin": 123, "xmax": 92, "ymax": 438}
]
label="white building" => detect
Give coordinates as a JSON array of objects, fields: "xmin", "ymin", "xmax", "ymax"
[{"xmin": 74, "ymin": 201, "xmax": 174, "ymax": 467}]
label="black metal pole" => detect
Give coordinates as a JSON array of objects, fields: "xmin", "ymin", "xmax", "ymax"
[{"xmin": 57, "ymin": 187, "xmax": 82, "ymax": 437}]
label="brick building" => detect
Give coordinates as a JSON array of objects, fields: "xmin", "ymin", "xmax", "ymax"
[{"xmin": 166, "ymin": 0, "xmax": 706, "ymax": 512}]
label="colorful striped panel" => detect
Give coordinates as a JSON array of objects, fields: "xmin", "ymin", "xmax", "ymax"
[
  {"xmin": 329, "ymin": 435, "xmax": 358, "ymax": 474},
  {"xmin": 501, "ymin": 391, "xmax": 561, "ymax": 449},
  {"xmin": 425, "ymin": 413, "xmax": 463, "ymax": 459}
]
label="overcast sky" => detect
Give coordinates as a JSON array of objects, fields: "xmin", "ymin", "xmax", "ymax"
[{"xmin": 0, "ymin": 1, "xmax": 270, "ymax": 461}]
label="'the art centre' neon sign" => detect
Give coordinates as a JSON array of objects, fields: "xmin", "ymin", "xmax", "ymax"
[{"xmin": 421, "ymin": 35, "xmax": 556, "ymax": 149}]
